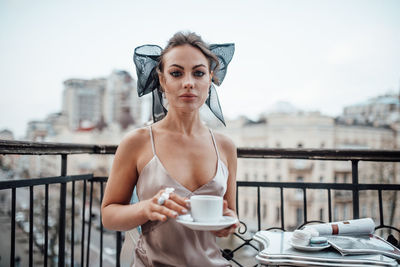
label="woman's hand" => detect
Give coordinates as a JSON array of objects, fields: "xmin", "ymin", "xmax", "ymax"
[
  {"xmin": 142, "ymin": 189, "xmax": 189, "ymax": 222},
  {"xmin": 212, "ymin": 200, "xmax": 239, "ymax": 237}
]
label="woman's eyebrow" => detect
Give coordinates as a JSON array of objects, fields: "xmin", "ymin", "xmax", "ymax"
[
  {"xmin": 169, "ymin": 64, "xmax": 184, "ymax": 69},
  {"xmin": 192, "ymin": 64, "xmax": 207, "ymax": 69},
  {"xmin": 168, "ymin": 64, "xmax": 207, "ymax": 69}
]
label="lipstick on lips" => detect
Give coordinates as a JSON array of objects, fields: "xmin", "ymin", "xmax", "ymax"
[{"xmin": 179, "ymin": 93, "xmax": 197, "ymax": 100}]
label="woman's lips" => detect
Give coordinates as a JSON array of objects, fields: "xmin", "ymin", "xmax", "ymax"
[{"xmin": 179, "ymin": 93, "xmax": 197, "ymax": 99}]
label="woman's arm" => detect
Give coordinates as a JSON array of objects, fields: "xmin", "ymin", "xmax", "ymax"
[
  {"xmin": 101, "ymin": 129, "xmax": 187, "ymax": 231},
  {"xmin": 213, "ymin": 133, "xmax": 239, "ymax": 237}
]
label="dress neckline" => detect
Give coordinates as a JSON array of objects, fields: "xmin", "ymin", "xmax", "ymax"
[
  {"xmin": 145, "ymin": 126, "xmax": 227, "ymax": 193},
  {"xmin": 154, "ymin": 155, "xmax": 223, "ymax": 194}
]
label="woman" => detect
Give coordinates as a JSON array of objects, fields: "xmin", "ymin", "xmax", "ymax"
[{"xmin": 101, "ymin": 31, "xmax": 238, "ymax": 266}]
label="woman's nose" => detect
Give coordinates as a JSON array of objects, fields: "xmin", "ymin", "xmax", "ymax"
[{"xmin": 183, "ymin": 75, "xmax": 194, "ymax": 89}]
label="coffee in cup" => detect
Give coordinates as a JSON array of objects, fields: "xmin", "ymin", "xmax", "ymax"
[{"xmin": 187, "ymin": 195, "xmax": 223, "ymax": 223}]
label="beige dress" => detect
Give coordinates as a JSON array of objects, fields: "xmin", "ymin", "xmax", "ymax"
[{"xmin": 133, "ymin": 126, "xmax": 231, "ymax": 267}]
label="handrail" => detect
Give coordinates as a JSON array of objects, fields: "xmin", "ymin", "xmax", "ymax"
[{"xmin": 2, "ymin": 140, "xmax": 400, "ymax": 161}]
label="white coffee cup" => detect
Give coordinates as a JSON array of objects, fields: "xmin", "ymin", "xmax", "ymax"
[{"xmin": 187, "ymin": 195, "xmax": 223, "ymax": 223}]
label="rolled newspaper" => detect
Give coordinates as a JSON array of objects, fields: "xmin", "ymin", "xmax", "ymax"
[{"xmin": 304, "ymin": 218, "xmax": 375, "ymax": 236}]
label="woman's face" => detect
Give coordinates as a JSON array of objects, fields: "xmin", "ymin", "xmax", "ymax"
[{"xmin": 159, "ymin": 44, "xmax": 212, "ymax": 113}]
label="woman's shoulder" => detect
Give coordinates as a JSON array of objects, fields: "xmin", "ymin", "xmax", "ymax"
[
  {"xmin": 212, "ymin": 130, "xmax": 236, "ymax": 155},
  {"xmin": 118, "ymin": 126, "xmax": 150, "ymax": 151}
]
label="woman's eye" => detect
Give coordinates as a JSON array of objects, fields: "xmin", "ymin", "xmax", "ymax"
[
  {"xmin": 170, "ymin": 71, "xmax": 182, "ymax": 77},
  {"xmin": 194, "ymin": 71, "xmax": 205, "ymax": 77}
]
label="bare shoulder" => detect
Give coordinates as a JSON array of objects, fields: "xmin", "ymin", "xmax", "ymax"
[
  {"xmin": 212, "ymin": 131, "xmax": 237, "ymax": 158},
  {"xmin": 117, "ymin": 127, "xmax": 150, "ymax": 156}
]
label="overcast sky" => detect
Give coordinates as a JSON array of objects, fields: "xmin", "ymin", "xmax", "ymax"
[{"xmin": 1, "ymin": 0, "xmax": 399, "ymax": 138}]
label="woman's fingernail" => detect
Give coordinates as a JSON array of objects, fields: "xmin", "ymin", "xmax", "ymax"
[
  {"xmin": 172, "ymin": 211, "xmax": 178, "ymax": 217},
  {"xmin": 182, "ymin": 209, "xmax": 188, "ymax": 213}
]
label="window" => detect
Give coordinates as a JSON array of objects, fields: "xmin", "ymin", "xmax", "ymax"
[
  {"xmin": 319, "ymin": 208, "xmax": 324, "ymax": 221},
  {"xmin": 371, "ymin": 203, "xmax": 376, "ymax": 220},
  {"xmin": 334, "ymin": 206, "xmax": 338, "ymax": 221},
  {"xmin": 296, "ymin": 176, "xmax": 304, "ymax": 198},
  {"xmin": 361, "ymin": 204, "xmax": 367, "ymax": 218},
  {"xmin": 276, "ymin": 207, "xmax": 280, "ymax": 222},
  {"xmin": 244, "ymin": 200, "xmax": 248, "ymax": 216},
  {"xmin": 343, "ymin": 204, "xmax": 348, "ymax": 219},
  {"xmin": 263, "ymin": 203, "xmax": 267, "ymax": 219},
  {"xmin": 296, "ymin": 208, "xmax": 303, "ymax": 226},
  {"xmin": 263, "ymin": 174, "xmax": 268, "ymax": 181}
]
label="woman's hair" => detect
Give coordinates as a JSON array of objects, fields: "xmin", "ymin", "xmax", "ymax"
[{"xmin": 157, "ymin": 31, "xmax": 220, "ymax": 82}]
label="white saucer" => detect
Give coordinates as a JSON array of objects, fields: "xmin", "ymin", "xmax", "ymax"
[
  {"xmin": 176, "ymin": 216, "xmax": 238, "ymax": 231},
  {"xmin": 289, "ymin": 241, "xmax": 330, "ymax": 251}
]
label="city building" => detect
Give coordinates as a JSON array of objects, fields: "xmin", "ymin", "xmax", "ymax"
[
  {"xmin": 62, "ymin": 78, "xmax": 107, "ymax": 130},
  {"xmin": 217, "ymin": 106, "xmax": 398, "ymax": 232},
  {"xmin": 339, "ymin": 92, "xmax": 400, "ymax": 127},
  {"xmin": 0, "ymin": 129, "xmax": 14, "ymax": 140},
  {"xmin": 26, "ymin": 120, "xmax": 52, "ymax": 141},
  {"xmin": 104, "ymin": 70, "xmax": 144, "ymax": 130}
]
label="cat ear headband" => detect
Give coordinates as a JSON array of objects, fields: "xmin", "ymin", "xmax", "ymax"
[{"xmin": 133, "ymin": 43, "xmax": 234, "ymax": 126}]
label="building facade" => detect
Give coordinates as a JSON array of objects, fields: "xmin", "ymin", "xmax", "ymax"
[
  {"xmin": 62, "ymin": 78, "xmax": 107, "ymax": 130},
  {"xmin": 339, "ymin": 93, "xmax": 400, "ymax": 127},
  {"xmin": 217, "ymin": 111, "xmax": 398, "ymax": 232}
]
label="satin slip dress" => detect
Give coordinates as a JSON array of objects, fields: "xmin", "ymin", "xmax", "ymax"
[{"xmin": 133, "ymin": 126, "xmax": 232, "ymax": 267}]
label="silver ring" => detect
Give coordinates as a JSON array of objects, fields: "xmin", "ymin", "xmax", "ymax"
[
  {"xmin": 157, "ymin": 195, "xmax": 166, "ymax": 205},
  {"xmin": 157, "ymin": 187, "xmax": 175, "ymax": 205}
]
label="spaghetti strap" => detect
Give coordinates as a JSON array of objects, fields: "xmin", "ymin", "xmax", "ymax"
[
  {"xmin": 209, "ymin": 129, "xmax": 220, "ymax": 160},
  {"xmin": 148, "ymin": 126, "xmax": 156, "ymax": 156}
]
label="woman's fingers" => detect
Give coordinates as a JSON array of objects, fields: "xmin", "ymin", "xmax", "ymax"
[
  {"xmin": 145, "ymin": 190, "xmax": 189, "ymax": 222},
  {"xmin": 169, "ymin": 193, "xmax": 188, "ymax": 207},
  {"xmin": 152, "ymin": 201, "xmax": 179, "ymax": 218},
  {"xmin": 213, "ymin": 227, "xmax": 233, "ymax": 237},
  {"xmin": 223, "ymin": 200, "xmax": 228, "ymax": 210},
  {"xmin": 212, "ymin": 205, "xmax": 239, "ymax": 237},
  {"xmin": 147, "ymin": 211, "xmax": 167, "ymax": 222},
  {"xmin": 212, "ymin": 223, "xmax": 237, "ymax": 237},
  {"xmin": 164, "ymin": 198, "xmax": 188, "ymax": 214}
]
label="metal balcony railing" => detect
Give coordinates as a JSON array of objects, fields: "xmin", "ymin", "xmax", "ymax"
[{"xmin": 0, "ymin": 140, "xmax": 400, "ymax": 267}]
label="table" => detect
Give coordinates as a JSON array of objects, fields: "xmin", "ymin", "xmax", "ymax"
[{"xmin": 253, "ymin": 231, "xmax": 400, "ymax": 267}]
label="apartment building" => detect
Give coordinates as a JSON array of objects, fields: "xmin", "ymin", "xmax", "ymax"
[{"xmin": 218, "ymin": 110, "xmax": 398, "ymax": 231}]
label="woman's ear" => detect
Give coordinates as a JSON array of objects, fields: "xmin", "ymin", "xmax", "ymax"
[{"xmin": 209, "ymin": 71, "xmax": 214, "ymax": 86}]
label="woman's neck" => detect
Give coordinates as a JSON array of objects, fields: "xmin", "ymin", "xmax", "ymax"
[{"xmin": 159, "ymin": 108, "xmax": 206, "ymax": 136}]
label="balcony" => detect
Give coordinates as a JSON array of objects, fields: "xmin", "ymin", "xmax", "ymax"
[{"xmin": 0, "ymin": 140, "xmax": 400, "ymax": 267}]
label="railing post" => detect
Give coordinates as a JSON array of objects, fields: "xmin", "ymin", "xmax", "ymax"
[
  {"xmin": 81, "ymin": 180, "xmax": 87, "ymax": 267},
  {"xmin": 116, "ymin": 231, "xmax": 122, "ymax": 267},
  {"xmin": 257, "ymin": 186, "xmax": 261, "ymax": 231},
  {"xmin": 351, "ymin": 160, "xmax": 359, "ymax": 219},
  {"xmin": 70, "ymin": 181, "xmax": 75, "ymax": 267},
  {"xmin": 45, "ymin": 184, "xmax": 49, "ymax": 267},
  {"xmin": 29, "ymin": 185, "xmax": 34, "ymax": 267},
  {"xmin": 58, "ymin": 154, "xmax": 67, "ymax": 267},
  {"xmin": 86, "ymin": 181, "xmax": 94, "ymax": 267},
  {"xmin": 280, "ymin": 187, "xmax": 284, "ymax": 230},
  {"xmin": 11, "ymin": 188, "xmax": 16, "ymax": 267}
]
